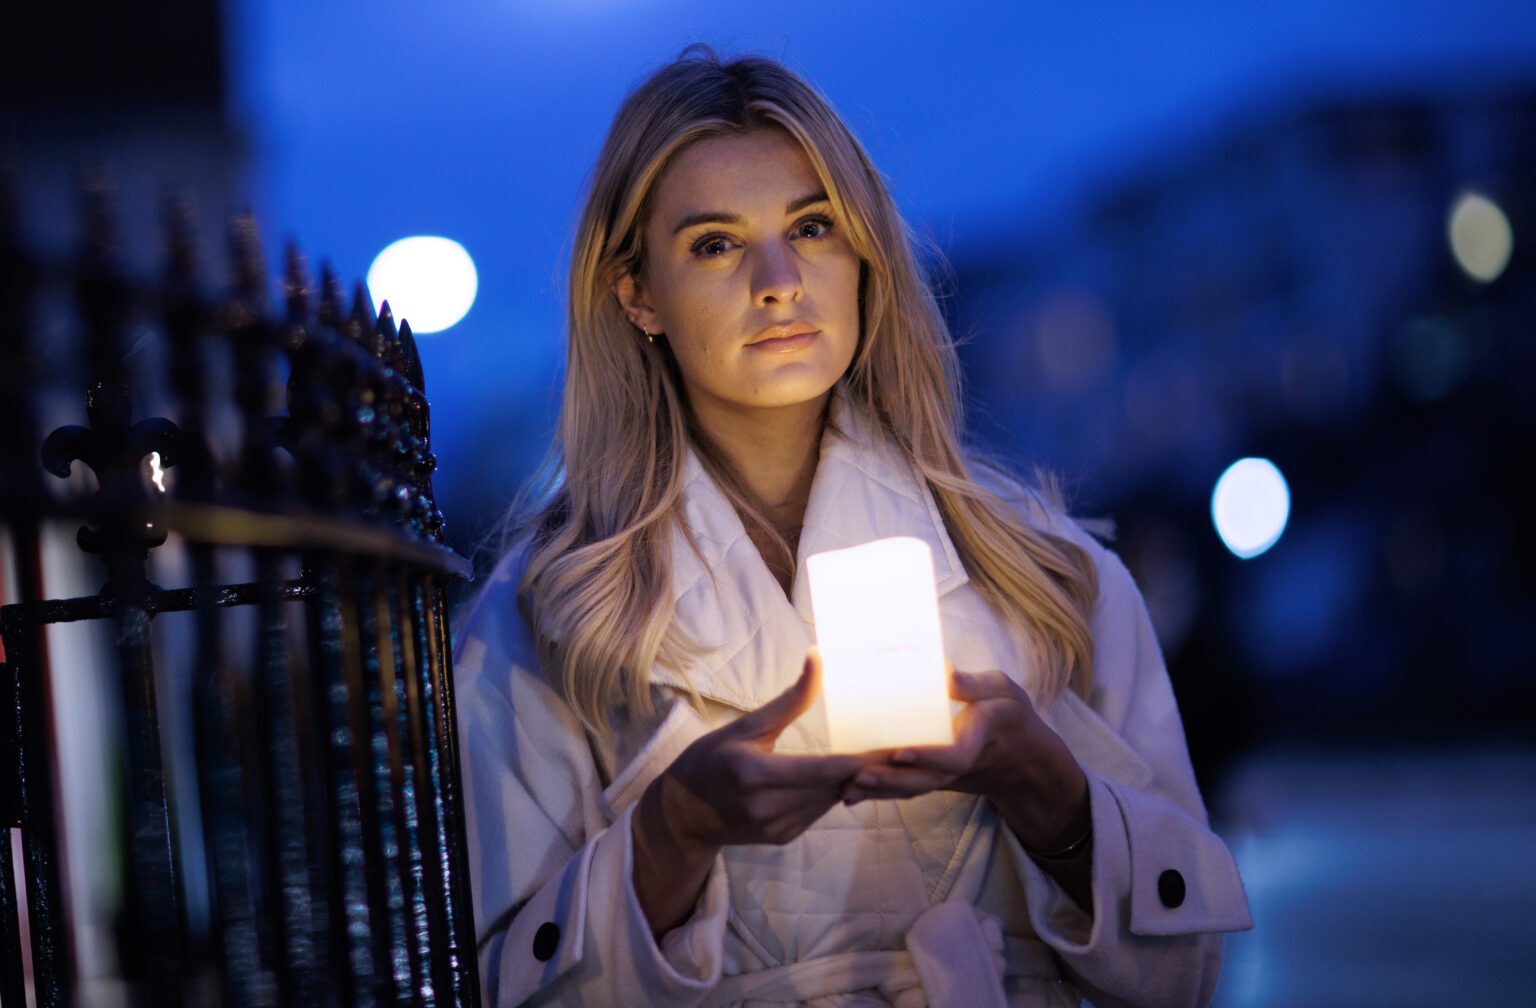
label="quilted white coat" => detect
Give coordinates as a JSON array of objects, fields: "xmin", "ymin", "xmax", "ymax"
[{"xmin": 456, "ymin": 399, "xmax": 1253, "ymax": 1007}]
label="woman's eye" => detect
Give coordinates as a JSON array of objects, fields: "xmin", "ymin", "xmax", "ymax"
[
  {"xmin": 795, "ymin": 217, "xmax": 833, "ymax": 239},
  {"xmin": 691, "ymin": 235, "xmax": 734, "ymax": 257}
]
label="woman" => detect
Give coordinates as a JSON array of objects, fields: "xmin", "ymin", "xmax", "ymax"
[{"xmin": 457, "ymin": 46, "xmax": 1252, "ymax": 1007}]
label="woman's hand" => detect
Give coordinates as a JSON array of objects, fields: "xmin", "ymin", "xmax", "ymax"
[
  {"xmin": 839, "ymin": 666, "xmax": 1095, "ymax": 911},
  {"xmin": 631, "ymin": 649, "xmax": 867, "ymax": 936}
]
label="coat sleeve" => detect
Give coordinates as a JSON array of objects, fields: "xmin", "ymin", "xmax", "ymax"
[
  {"xmin": 455, "ymin": 559, "xmax": 732, "ymax": 1007},
  {"xmin": 1000, "ymin": 534, "xmax": 1253, "ymax": 1008}
]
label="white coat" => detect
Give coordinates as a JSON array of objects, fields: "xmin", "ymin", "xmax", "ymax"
[{"xmin": 455, "ymin": 397, "xmax": 1253, "ymax": 1008}]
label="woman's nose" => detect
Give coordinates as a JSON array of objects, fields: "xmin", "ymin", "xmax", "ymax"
[{"xmin": 750, "ymin": 240, "xmax": 803, "ymax": 306}]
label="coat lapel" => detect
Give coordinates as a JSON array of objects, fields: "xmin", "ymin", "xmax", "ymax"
[
  {"xmin": 789, "ymin": 397, "xmax": 969, "ymax": 616},
  {"xmin": 652, "ymin": 392, "xmax": 968, "ymax": 714},
  {"xmin": 652, "ymin": 447, "xmax": 808, "ymax": 713}
]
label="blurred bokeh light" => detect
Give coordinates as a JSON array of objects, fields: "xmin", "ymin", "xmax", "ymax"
[
  {"xmin": 1211, "ymin": 458, "xmax": 1291, "ymax": 559},
  {"xmin": 1447, "ymin": 191, "xmax": 1513, "ymax": 283},
  {"xmin": 366, "ymin": 236, "xmax": 478, "ymax": 334}
]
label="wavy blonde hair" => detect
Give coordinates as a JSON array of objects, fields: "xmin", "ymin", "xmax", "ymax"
[{"xmin": 510, "ymin": 46, "xmax": 1099, "ymax": 735}]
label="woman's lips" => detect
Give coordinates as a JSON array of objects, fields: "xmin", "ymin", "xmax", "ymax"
[{"xmin": 748, "ymin": 329, "xmax": 820, "ymax": 352}]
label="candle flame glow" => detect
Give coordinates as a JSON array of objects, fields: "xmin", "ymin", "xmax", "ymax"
[{"xmin": 806, "ymin": 537, "xmax": 954, "ymax": 753}]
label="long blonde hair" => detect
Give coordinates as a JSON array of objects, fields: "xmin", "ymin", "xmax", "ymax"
[{"xmin": 510, "ymin": 46, "xmax": 1099, "ymax": 735}]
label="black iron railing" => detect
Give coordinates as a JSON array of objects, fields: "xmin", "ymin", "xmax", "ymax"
[{"xmin": 0, "ymin": 176, "xmax": 479, "ymax": 1007}]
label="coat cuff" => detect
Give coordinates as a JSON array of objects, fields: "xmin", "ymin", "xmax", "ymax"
[
  {"xmin": 1100, "ymin": 775, "xmax": 1253, "ymax": 937},
  {"xmin": 1004, "ymin": 769, "xmax": 1253, "ymax": 956},
  {"xmin": 487, "ymin": 802, "xmax": 728, "ymax": 1006}
]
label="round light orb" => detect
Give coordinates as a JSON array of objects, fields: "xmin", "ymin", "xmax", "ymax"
[
  {"xmin": 366, "ymin": 236, "xmax": 478, "ymax": 334},
  {"xmin": 1211, "ymin": 457, "xmax": 1290, "ymax": 560},
  {"xmin": 1446, "ymin": 192, "xmax": 1513, "ymax": 284}
]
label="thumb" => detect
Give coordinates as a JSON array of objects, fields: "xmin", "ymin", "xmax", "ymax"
[
  {"xmin": 731, "ymin": 648, "xmax": 822, "ymax": 744},
  {"xmin": 948, "ymin": 667, "xmax": 1019, "ymax": 703}
]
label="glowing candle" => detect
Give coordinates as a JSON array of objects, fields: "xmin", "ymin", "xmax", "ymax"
[{"xmin": 806, "ymin": 536, "xmax": 954, "ymax": 753}]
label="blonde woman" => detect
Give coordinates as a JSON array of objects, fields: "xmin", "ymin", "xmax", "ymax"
[{"xmin": 456, "ymin": 47, "xmax": 1252, "ymax": 1008}]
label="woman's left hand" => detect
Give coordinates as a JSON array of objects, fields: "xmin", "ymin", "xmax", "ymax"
[{"xmin": 839, "ymin": 666, "xmax": 1090, "ymax": 859}]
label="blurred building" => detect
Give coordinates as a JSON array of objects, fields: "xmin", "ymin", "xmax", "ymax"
[
  {"xmin": 2, "ymin": 1, "xmax": 241, "ymax": 271},
  {"xmin": 950, "ymin": 83, "xmax": 1536, "ymax": 787}
]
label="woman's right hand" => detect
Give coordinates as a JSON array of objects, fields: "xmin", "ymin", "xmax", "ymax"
[{"xmin": 631, "ymin": 648, "xmax": 865, "ymax": 937}]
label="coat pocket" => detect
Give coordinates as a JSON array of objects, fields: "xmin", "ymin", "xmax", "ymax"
[{"xmin": 599, "ymin": 697, "xmax": 712, "ymax": 819}]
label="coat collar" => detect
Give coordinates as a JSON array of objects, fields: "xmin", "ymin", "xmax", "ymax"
[{"xmin": 653, "ymin": 390, "xmax": 969, "ymax": 711}]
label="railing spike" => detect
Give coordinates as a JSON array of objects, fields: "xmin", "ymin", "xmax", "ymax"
[
  {"xmin": 161, "ymin": 196, "xmax": 213, "ymax": 503},
  {"xmin": 380, "ymin": 307, "xmax": 406, "ymax": 374},
  {"xmin": 344, "ymin": 281, "xmax": 373, "ymax": 349},
  {"xmin": 318, "ymin": 261, "xmax": 344, "ymax": 329},
  {"xmin": 76, "ymin": 171, "xmax": 131, "ymax": 407},
  {"xmin": 284, "ymin": 239, "xmax": 312, "ymax": 325},
  {"xmin": 228, "ymin": 210, "xmax": 267, "ymax": 306},
  {"xmin": 398, "ymin": 320, "xmax": 424, "ymax": 391},
  {"xmin": 374, "ymin": 300, "xmax": 397, "ymax": 363},
  {"xmin": 163, "ymin": 194, "xmax": 199, "ymax": 284}
]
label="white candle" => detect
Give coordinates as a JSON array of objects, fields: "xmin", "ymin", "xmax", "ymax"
[{"xmin": 805, "ymin": 536, "xmax": 954, "ymax": 753}]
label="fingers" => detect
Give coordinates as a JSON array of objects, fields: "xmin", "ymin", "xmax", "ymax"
[
  {"xmin": 838, "ymin": 733, "xmax": 980, "ymax": 803},
  {"xmin": 947, "ymin": 667, "xmax": 1023, "ymax": 703},
  {"xmin": 754, "ymin": 751, "xmax": 867, "ymax": 788},
  {"xmin": 841, "ymin": 764, "xmax": 953, "ymax": 803},
  {"xmin": 882, "ymin": 742, "xmax": 972, "ymax": 775},
  {"xmin": 729, "ymin": 648, "xmax": 822, "ymax": 743}
]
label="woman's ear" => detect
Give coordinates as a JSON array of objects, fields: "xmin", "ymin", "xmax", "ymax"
[{"xmin": 608, "ymin": 268, "xmax": 661, "ymax": 336}]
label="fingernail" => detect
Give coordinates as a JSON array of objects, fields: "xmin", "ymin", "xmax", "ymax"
[{"xmin": 855, "ymin": 771, "xmax": 877, "ymax": 787}]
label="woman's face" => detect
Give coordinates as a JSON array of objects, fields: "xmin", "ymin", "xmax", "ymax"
[{"xmin": 617, "ymin": 127, "xmax": 863, "ymax": 426}]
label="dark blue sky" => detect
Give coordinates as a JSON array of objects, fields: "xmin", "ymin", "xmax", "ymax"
[{"xmin": 225, "ymin": 0, "xmax": 1536, "ymax": 519}]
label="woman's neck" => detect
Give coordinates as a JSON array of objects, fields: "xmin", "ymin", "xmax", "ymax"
[{"xmin": 691, "ymin": 395, "xmax": 828, "ymax": 584}]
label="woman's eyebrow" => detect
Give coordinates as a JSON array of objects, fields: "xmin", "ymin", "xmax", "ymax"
[
  {"xmin": 669, "ymin": 191, "xmax": 831, "ymax": 236},
  {"xmin": 786, "ymin": 190, "xmax": 831, "ymax": 215}
]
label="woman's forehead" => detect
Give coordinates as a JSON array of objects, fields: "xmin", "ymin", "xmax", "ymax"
[{"xmin": 650, "ymin": 128, "xmax": 823, "ymax": 222}]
